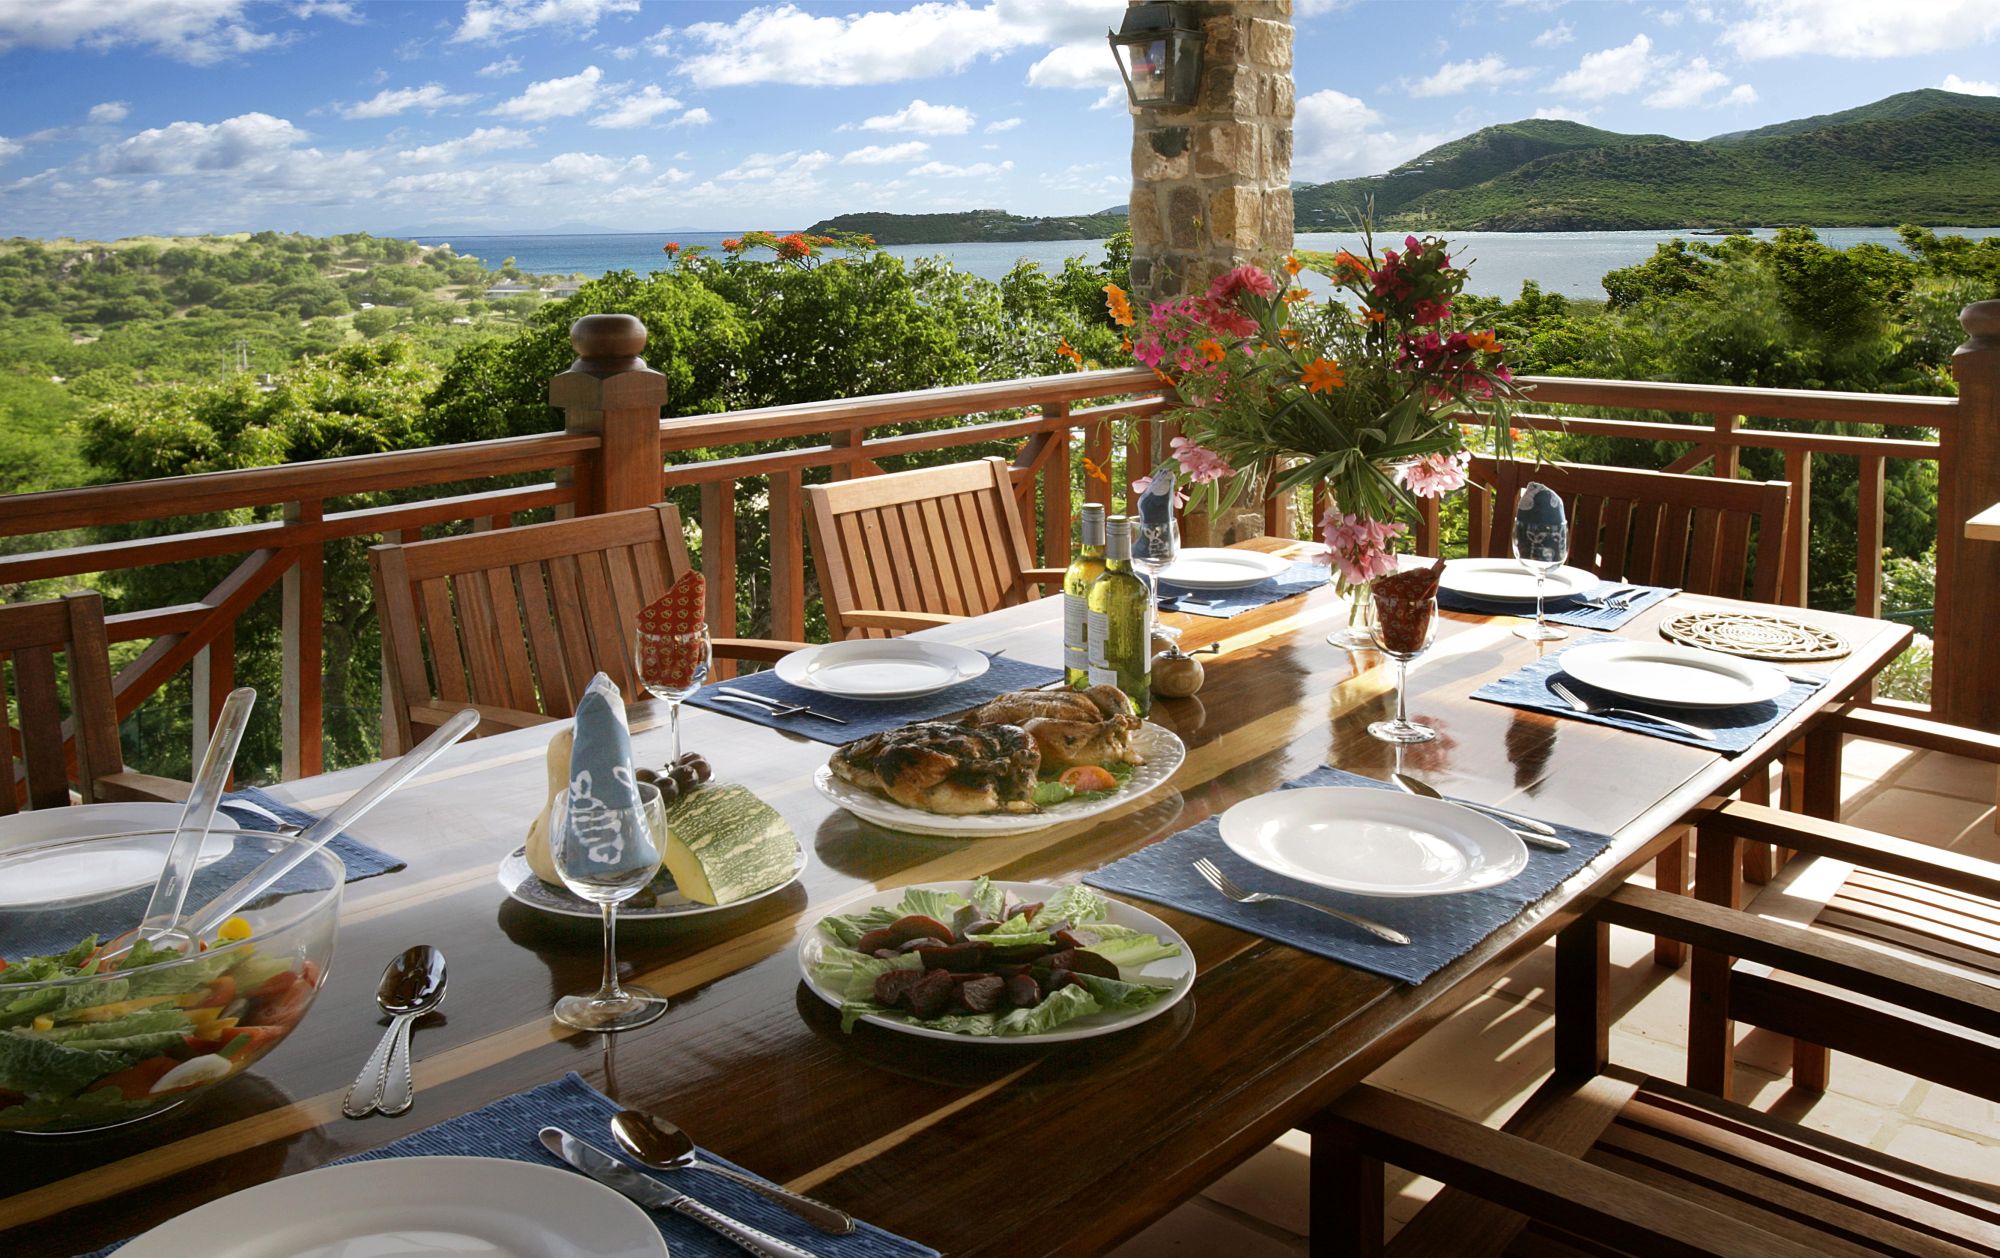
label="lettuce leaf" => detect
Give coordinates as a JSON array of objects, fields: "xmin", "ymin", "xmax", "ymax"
[
  {"xmin": 968, "ymin": 877, "xmax": 1006, "ymax": 919},
  {"xmin": 817, "ymin": 906, "xmax": 898, "ymax": 950},
  {"xmin": 124, "ymin": 948, "xmax": 233, "ymax": 998},
  {"xmin": 40, "ymin": 1007, "xmax": 190, "ymax": 1050},
  {"xmin": 0, "ymin": 1031, "xmax": 135, "ymax": 1098},
  {"xmin": 839, "ymin": 983, "xmax": 1105, "ymax": 1037},
  {"xmin": 0, "ymin": 984, "xmax": 66, "ymax": 1029},
  {"xmin": 810, "ymin": 947, "xmax": 922, "ymax": 1003},
  {"xmin": 1072, "ymin": 972, "xmax": 1178, "ymax": 1013},
  {"xmin": 895, "ymin": 887, "xmax": 968, "ymax": 921},
  {"xmin": 1071, "ymin": 924, "xmax": 1183, "ymax": 971},
  {"xmin": 1035, "ymin": 884, "xmax": 1109, "ymax": 926}
]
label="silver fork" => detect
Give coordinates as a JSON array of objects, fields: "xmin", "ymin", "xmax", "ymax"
[
  {"xmin": 1192, "ymin": 858, "xmax": 1410, "ymax": 946},
  {"xmin": 1577, "ymin": 584, "xmax": 1633, "ymax": 612},
  {"xmin": 1548, "ymin": 679, "xmax": 1715, "ymax": 740}
]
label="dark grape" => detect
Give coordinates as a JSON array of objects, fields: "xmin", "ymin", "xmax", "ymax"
[{"xmin": 669, "ymin": 765, "xmax": 700, "ymax": 791}]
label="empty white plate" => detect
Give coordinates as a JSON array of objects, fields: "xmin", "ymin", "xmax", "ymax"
[
  {"xmin": 118, "ymin": 1157, "xmax": 666, "ymax": 1258},
  {"xmin": 1559, "ymin": 641, "xmax": 1789, "ymax": 709},
  {"xmin": 1219, "ymin": 787, "xmax": 1528, "ymax": 897},
  {"xmin": 1154, "ymin": 548, "xmax": 1295, "ymax": 590},
  {"xmin": 1439, "ymin": 558, "xmax": 1597, "ymax": 604},
  {"xmin": 0, "ymin": 803, "xmax": 236, "ymax": 909},
  {"xmin": 774, "ymin": 639, "xmax": 989, "ymax": 700}
]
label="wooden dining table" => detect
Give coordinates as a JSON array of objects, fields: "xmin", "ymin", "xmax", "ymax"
[{"xmin": 1, "ymin": 539, "xmax": 1910, "ymax": 1257}]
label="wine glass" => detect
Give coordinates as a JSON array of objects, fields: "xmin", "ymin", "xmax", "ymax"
[
  {"xmin": 551, "ymin": 776, "xmax": 668, "ymax": 1032},
  {"xmin": 1512, "ymin": 481, "xmax": 1570, "ymax": 642},
  {"xmin": 1366, "ymin": 592, "xmax": 1438, "ymax": 744},
  {"xmin": 1132, "ymin": 511, "xmax": 1180, "ymax": 647},
  {"xmin": 636, "ymin": 623, "xmax": 711, "ymax": 762}
]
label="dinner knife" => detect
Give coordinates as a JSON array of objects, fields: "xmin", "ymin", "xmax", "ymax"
[
  {"xmin": 540, "ymin": 1126, "xmax": 819, "ymax": 1258},
  {"xmin": 1391, "ymin": 773, "xmax": 1571, "ymax": 852},
  {"xmin": 716, "ymin": 687, "xmax": 848, "ymax": 725}
]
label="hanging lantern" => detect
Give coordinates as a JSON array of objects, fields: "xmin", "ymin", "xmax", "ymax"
[{"xmin": 1107, "ymin": 2, "xmax": 1204, "ymax": 110}]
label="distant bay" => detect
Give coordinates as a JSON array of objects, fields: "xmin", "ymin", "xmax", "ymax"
[{"xmin": 413, "ymin": 225, "xmax": 2000, "ymax": 302}]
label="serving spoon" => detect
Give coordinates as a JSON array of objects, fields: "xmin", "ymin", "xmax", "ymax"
[
  {"xmin": 343, "ymin": 945, "xmax": 447, "ymax": 1119},
  {"xmin": 612, "ymin": 1109, "xmax": 856, "ymax": 1235}
]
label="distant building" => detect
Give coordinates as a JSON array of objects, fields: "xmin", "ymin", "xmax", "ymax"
[
  {"xmin": 544, "ymin": 279, "xmax": 584, "ymax": 298},
  {"xmin": 485, "ymin": 282, "xmax": 537, "ymax": 298}
]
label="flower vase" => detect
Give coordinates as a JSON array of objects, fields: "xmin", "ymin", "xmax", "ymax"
[{"xmin": 1327, "ymin": 578, "xmax": 1375, "ymax": 649}]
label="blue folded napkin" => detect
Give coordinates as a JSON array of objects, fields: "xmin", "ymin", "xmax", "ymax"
[
  {"xmin": 81, "ymin": 1072, "xmax": 938, "ymax": 1257},
  {"xmin": 564, "ymin": 672, "xmax": 660, "ymax": 884},
  {"xmin": 1157, "ymin": 558, "xmax": 1330, "ymax": 619},
  {"xmin": 1438, "ymin": 581, "xmax": 1678, "ymax": 631},
  {"xmin": 1085, "ymin": 766, "xmax": 1613, "ymax": 985},
  {"xmin": 1470, "ymin": 639, "xmax": 1817, "ymax": 754},
  {"xmin": 6, "ymin": 787, "xmax": 403, "ymax": 959},
  {"xmin": 684, "ymin": 653, "xmax": 1064, "ymax": 745}
]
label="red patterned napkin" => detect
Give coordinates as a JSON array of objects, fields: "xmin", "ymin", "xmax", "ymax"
[{"xmin": 637, "ymin": 572, "xmax": 706, "ymax": 689}]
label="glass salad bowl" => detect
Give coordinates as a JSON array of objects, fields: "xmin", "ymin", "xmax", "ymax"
[{"xmin": 0, "ymin": 827, "xmax": 341, "ymax": 1135}]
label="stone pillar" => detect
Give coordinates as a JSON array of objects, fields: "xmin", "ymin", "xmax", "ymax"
[{"xmin": 1126, "ymin": 0, "xmax": 1294, "ymax": 303}]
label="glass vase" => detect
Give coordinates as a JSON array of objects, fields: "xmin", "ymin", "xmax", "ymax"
[{"xmin": 1327, "ymin": 577, "xmax": 1376, "ymax": 649}]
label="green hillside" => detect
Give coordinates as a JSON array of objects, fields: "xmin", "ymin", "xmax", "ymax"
[
  {"xmin": 803, "ymin": 209, "xmax": 1127, "ymax": 244},
  {"xmin": 1708, "ymin": 87, "xmax": 2000, "ymax": 144}
]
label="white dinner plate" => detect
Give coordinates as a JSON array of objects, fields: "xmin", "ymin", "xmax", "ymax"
[
  {"xmin": 0, "ymin": 803, "xmax": 237, "ymax": 909},
  {"xmin": 1558, "ymin": 640, "xmax": 1789, "ymax": 709},
  {"xmin": 1219, "ymin": 787, "xmax": 1529, "ymax": 897},
  {"xmin": 815, "ymin": 722, "xmax": 1185, "ymax": 837},
  {"xmin": 798, "ymin": 879, "xmax": 1195, "ymax": 1043},
  {"xmin": 497, "ymin": 835, "xmax": 806, "ymax": 920},
  {"xmin": 118, "ymin": 1156, "xmax": 667, "ymax": 1258},
  {"xmin": 774, "ymin": 639, "xmax": 990, "ymax": 700},
  {"xmin": 1154, "ymin": 548, "xmax": 1295, "ymax": 590},
  {"xmin": 1439, "ymin": 558, "xmax": 1598, "ymax": 604}
]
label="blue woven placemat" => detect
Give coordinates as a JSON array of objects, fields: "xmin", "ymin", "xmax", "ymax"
[
  {"xmin": 1084, "ymin": 766, "xmax": 1613, "ymax": 985},
  {"xmin": 1439, "ymin": 582, "xmax": 1678, "ymax": 631},
  {"xmin": 1470, "ymin": 639, "xmax": 1817, "ymax": 754},
  {"xmin": 683, "ymin": 653, "xmax": 1063, "ymax": 745},
  {"xmin": 82, "ymin": 1072, "xmax": 937, "ymax": 1257},
  {"xmin": 7, "ymin": 787, "xmax": 403, "ymax": 958},
  {"xmin": 1158, "ymin": 558, "xmax": 1329, "ymax": 618}
]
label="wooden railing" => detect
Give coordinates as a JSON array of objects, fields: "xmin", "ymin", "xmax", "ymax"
[{"xmin": 1, "ymin": 302, "xmax": 1995, "ymax": 781}]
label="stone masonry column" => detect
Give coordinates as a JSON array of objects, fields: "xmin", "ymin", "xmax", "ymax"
[{"xmin": 1126, "ymin": 0, "xmax": 1295, "ymax": 303}]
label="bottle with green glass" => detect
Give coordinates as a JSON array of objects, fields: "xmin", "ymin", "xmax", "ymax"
[
  {"xmin": 1062, "ymin": 503, "xmax": 1108, "ymax": 690},
  {"xmin": 1087, "ymin": 515, "xmax": 1152, "ymax": 715}
]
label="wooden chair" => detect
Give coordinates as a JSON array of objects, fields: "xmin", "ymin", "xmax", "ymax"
[
  {"xmin": 371, "ymin": 506, "xmax": 807, "ymax": 750},
  {"xmin": 0, "ymin": 590, "xmax": 183, "ymax": 813},
  {"xmin": 1468, "ymin": 458, "xmax": 1791, "ymax": 604},
  {"xmin": 805, "ymin": 456, "xmax": 1066, "ymax": 640},
  {"xmin": 1310, "ymin": 870, "xmax": 2000, "ymax": 1257}
]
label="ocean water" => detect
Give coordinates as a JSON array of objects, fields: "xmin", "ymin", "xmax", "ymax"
[{"xmin": 413, "ymin": 225, "xmax": 2000, "ymax": 302}]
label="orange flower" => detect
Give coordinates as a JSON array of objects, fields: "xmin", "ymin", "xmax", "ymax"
[
  {"xmin": 1120, "ymin": 335, "xmax": 1133, "ymax": 353},
  {"xmin": 1056, "ymin": 339, "xmax": 1083, "ymax": 366},
  {"xmin": 1302, "ymin": 357, "xmax": 1346, "ymax": 394},
  {"xmin": 1278, "ymin": 327, "xmax": 1302, "ymax": 347},
  {"xmin": 1198, "ymin": 338, "xmax": 1226, "ymax": 363},
  {"xmin": 1362, "ymin": 307, "xmax": 1388, "ymax": 324},
  {"xmin": 1283, "ymin": 287, "xmax": 1310, "ymax": 304},
  {"xmin": 721, "ymin": 238, "xmax": 742, "ymax": 251},
  {"xmin": 1332, "ymin": 250, "xmax": 1368, "ymax": 277},
  {"xmin": 1468, "ymin": 330, "xmax": 1502, "ymax": 353},
  {"xmin": 1103, "ymin": 282, "xmax": 1136, "ymax": 328},
  {"xmin": 1284, "ymin": 255, "xmax": 1302, "ymax": 276}
]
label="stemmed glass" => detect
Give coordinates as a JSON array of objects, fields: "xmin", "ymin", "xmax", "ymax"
[
  {"xmin": 636, "ymin": 623, "xmax": 711, "ymax": 762},
  {"xmin": 1132, "ymin": 511, "xmax": 1180, "ymax": 647},
  {"xmin": 1367, "ymin": 592, "xmax": 1438, "ymax": 744},
  {"xmin": 1512, "ymin": 481, "xmax": 1570, "ymax": 642},
  {"xmin": 551, "ymin": 777, "xmax": 668, "ymax": 1032}
]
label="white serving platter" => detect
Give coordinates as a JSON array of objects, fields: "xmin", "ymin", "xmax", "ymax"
[{"xmin": 1218, "ymin": 786, "xmax": 1528, "ymax": 897}]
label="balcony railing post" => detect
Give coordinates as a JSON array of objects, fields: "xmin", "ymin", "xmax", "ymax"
[
  {"xmin": 1940, "ymin": 301, "xmax": 2000, "ymax": 731},
  {"xmin": 550, "ymin": 314, "xmax": 667, "ymax": 517}
]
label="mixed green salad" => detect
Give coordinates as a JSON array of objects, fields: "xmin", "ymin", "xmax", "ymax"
[
  {"xmin": 0, "ymin": 926, "xmax": 318, "ymax": 1131},
  {"xmin": 811, "ymin": 878, "xmax": 1184, "ymax": 1037}
]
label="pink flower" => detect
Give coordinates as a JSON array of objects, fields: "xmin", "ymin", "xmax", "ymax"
[
  {"xmin": 1200, "ymin": 301, "xmax": 1258, "ymax": 339},
  {"xmin": 1131, "ymin": 474, "xmax": 1187, "ymax": 510},
  {"xmin": 1132, "ymin": 337, "xmax": 1165, "ymax": 368},
  {"xmin": 1397, "ymin": 450, "xmax": 1471, "ymax": 499},
  {"xmin": 1169, "ymin": 436, "xmax": 1235, "ymax": 485},
  {"xmin": 1320, "ymin": 507, "xmax": 1408, "ymax": 585},
  {"xmin": 1206, "ymin": 264, "xmax": 1278, "ymax": 305}
]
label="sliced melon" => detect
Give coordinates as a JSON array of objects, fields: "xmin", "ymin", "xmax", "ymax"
[{"xmin": 662, "ymin": 784, "xmax": 798, "ymax": 905}]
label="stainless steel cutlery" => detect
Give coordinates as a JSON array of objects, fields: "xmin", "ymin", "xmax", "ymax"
[
  {"xmin": 1192, "ymin": 857, "xmax": 1410, "ymax": 945},
  {"xmin": 713, "ymin": 687, "xmax": 847, "ymax": 724},
  {"xmin": 343, "ymin": 945, "xmax": 446, "ymax": 1118},
  {"xmin": 1391, "ymin": 773, "xmax": 1571, "ymax": 852},
  {"xmin": 1549, "ymin": 679, "xmax": 1715, "ymax": 740},
  {"xmin": 612, "ymin": 1109, "xmax": 854, "ymax": 1235},
  {"xmin": 541, "ymin": 1126, "xmax": 819, "ymax": 1258}
]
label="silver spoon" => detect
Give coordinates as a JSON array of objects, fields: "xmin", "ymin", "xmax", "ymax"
[
  {"xmin": 612, "ymin": 1109, "xmax": 856, "ymax": 1235},
  {"xmin": 343, "ymin": 945, "xmax": 447, "ymax": 1118},
  {"xmin": 1392, "ymin": 772, "xmax": 1571, "ymax": 852}
]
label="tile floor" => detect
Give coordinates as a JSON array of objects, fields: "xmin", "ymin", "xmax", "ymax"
[{"xmin": 1108, "ymin": 738, "xmax": 2000, "ymax": 1256}]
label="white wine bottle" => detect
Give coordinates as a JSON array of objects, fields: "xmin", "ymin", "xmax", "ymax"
[
  {"xmin": 1087, "ymin": 516, "xmax": 1152, "ymax": 716},
  {"xmin": 1063, "ymin": 503, "xmax": 1108, "ymax": 690}
]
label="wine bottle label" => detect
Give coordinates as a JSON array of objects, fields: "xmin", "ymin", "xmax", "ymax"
[
  {"xmin": 1087, "ymin": 665, "xmax": 1121, "ymax": 688},
  {"xmin": 1064, "ymin": 593, "xmax": 1090, "ymax": 671},
  {"xmin": 1087, "ymin": 608, "xmax": 1111, "ymax": 669}
]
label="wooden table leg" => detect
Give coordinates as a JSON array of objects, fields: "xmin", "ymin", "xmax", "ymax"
[
  {"xmin": 1555, "ymin": 916, "xmax": 1610, "ymax": 1079},
  {"xmin": 1653, "ymin": 830, "xmax": 1688, "ymax": 968},
  {"xmin": 1689, "ymin": 822, "xmax": 1743, "ymax": 1099},
  {"xmin": 1308, "ymin": 1115, "xmax": 1384, "ymax": 1258}
]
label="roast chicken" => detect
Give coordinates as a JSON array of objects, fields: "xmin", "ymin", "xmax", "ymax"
[
  {"xmin": 829, "ymin": 722, "xmax": 1041, "ymax": 815},
  {"xmin": 965, "ymin": 685, "xmax": 1146, "ymax": 770}
]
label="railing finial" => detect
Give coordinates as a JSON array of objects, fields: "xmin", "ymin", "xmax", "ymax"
[
  {"xmin": 1961, "ymin": 299, "xmax": 2000, "ymax": 346},
  {"xmin": 568, "ymin": 313, "xmax": 649, "ymax": 377}
]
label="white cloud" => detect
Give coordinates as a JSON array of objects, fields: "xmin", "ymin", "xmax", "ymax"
[
  {"xmin": 590, "ymin": 84, "xmax": 681, "ymax": 128},
  {"xmin": 1532, "ymin": 21, "xmax": 1574, "ymax": 48},
  {"xmin": 1724, "ymin": 0, "xmax": 2000, "ymax": 59},
  {"xmin": 907, "ymin": 159, "xmax": 1013, "ymax": 178},
  {"xmin": 1293, "ymin": 89, "xmax": 1449, "ymax": 181},
  {"xmin": 857, "ymin": 99, "xmax": 975, "ymax": 135},
  {"xmin": 478, "ymin": 56, "xmax": 522, "ymax": 77},
  {"xmin": 343, "ymin": 83, "xmax": 479, "ymax": 120},
  {"xmin": 718, "ymin": 149, "xmax": 831, "ymax": 182},
  {"xmin": 88, "ymin": 101, "xmax": 131, "ymax": 124},
  {"xmin": 489, "ymin": 66, "xmax": 603, "ymax": 120},
  {"xmin": 1549, "ymin": 35, "xmax": 1660, "ymax": 100},
  {"xmin": 397, "ymin": 126, "xmax": 536, "ymax": 163},
  {"xmin": 985, "ymin": 116, "xmax": 1022, "ymax": 133},
  {"xmin": 1026, "ymin": 41, "xmax": 1119, "ymax": 89},
  {"xmin": 1533, "ymin": 105, "xmax": 1594, "ymax": 123},
  {"xmin": 676, "ymin": 0, "xmax": 1123, "ymax": 88},
  {"xmin": 1642, "ymin": 55, "xmax": 1731, "ymax": 108},
  {"xmin": 666, "ymin": 107, "xmax": 711, "ymax": 129},
  {"xmin": 100, "ymin": 112, "xmax": 308, "ymax": 175},
  {"xmin": 1944, "ymin": 74, "xmax": 2000, "ymax": 97},
  {"xmin": 453, "ymin": 0, "xmax": 639, "ymax": 44},
  {"xmin": 842, "ymin": 141, "xmax": 930, "ymax": 164},
  {"xmin": 0, "ymin": 0, "xmax": 316, "ymax": 64},
  {"xmin": 1407, "ymin": 55, "xmax": 1535, "ymax": 97},
  {"xmin": 1719, "ymin": 83, "xmax": 1759, "ymax": 106},
  {"xmin": 0, "ymin": 137, "xmax": 21, "ymax": 163}
]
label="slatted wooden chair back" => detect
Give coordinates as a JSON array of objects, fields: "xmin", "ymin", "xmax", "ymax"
[
  {"xmin": 805, "ymin": 456, "xmax": 1059, "ymax": 640},
  {"xmin": 0, "ymin": 591, "xmax": 124, "ymax": 814},
  {"xmin": 371, "ymin": 506, "xmax": 695, "ymax": 748},
  {"xmin": 1467, "ymin": 457, "xmax": 1791, "ymax": 603}
]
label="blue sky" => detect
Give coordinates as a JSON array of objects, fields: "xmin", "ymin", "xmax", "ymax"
[{"xmin": 1, "ymin": 0, "xmax": 1996, "ymax": 237}]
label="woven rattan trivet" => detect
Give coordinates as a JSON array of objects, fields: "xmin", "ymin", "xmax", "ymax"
[{"xmin": 1660, "ymin": 610, "xmax": 1851, "ymax": 661}]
